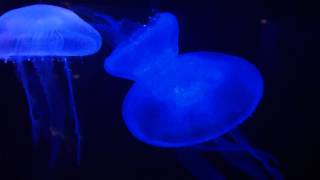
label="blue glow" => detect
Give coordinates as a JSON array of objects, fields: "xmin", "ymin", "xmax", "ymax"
[
  {"xmin": 0, "ymin": 4, "xmax": 101, "ymax": 57},
  {"xmin": 0, "ymin": 4, "xmax": 102, "ymax": 166},
  {"xmin": 105, "ymin": 13, "xmax": 263, "ymax": 147},
  {"xmin": 122, "ymin": 52, "xmax": 263, "ymax": 147},
  {"xmin": 104, "ymin": 12, "xmax": 282, "ymax": 179},
  {"xmin": 105, "ymin": 13, "xmax": 178, "ymax": 80}
]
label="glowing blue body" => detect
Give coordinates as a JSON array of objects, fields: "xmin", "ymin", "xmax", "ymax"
[
  {"xmin": 105, "ymin": 13, "xmax": 263, "ymax": 147},
  {"xmin": 103, "ymin": 12, "xmax": 283, "ymax": 179},
  {"xmin": 0, "ymin": 4, "xmax": 101, "ymax": 166},
  {"xmin": 0, "ymin": 4, "xmax": 101, "ymax": 57}
]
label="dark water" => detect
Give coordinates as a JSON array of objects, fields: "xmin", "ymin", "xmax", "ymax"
[{"xmin": 0, "ymin": 0, "xmax": 318, "ymax": 179}]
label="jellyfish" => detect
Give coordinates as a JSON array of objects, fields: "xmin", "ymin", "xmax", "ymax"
[
  {"xmin": 0, "ymin": 4, "xmax": 101, "ymax": 166},
  {"xmin": 103, "ymin": 12, "xmax": 283, "ymax": 179}
]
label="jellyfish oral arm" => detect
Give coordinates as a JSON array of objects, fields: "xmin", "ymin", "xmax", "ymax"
[
  {"xmin": 63, "ymin": 58, "xmax": 81, "ymax": 165},
  {"xmin": 16, "ymin": 60, "xmax": 47, "ymax": 145},
  {"xmin": 15, "ymin": 59, "xmax": 68, "ymax": 166}
]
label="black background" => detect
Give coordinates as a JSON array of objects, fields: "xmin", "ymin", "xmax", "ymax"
[{"xmin": 0, "ymin": 0, "xmax": 318, "ymax": 179}]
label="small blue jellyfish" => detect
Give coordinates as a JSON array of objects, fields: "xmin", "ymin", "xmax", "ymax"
[
  {"xmin": 0, "ymin": 4, "xmax": 101, "ymax": 166},
  {"xmin": 104, "ymin": 13, "xmax": 283, "ymax": 179}
]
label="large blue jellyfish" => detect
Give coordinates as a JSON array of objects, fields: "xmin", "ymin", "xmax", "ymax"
[
  {"xmin": 103, "ymin": 12, "xmax": 283, "ymax": 179},
  {"xmin": 0, "ymin": 4, "xmax": 101, "ymax": 165}
]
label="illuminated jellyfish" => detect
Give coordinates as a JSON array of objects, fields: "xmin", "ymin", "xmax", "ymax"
[
  {"xmin": 0, "ymin": 4, "xmax": 101, "ymax": 166},
  {"xmin": 103, "ymin": 12, "xmax": 283, "ymax": 179}
]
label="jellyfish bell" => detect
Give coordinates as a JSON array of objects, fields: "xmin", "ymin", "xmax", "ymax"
[
  {"xmin": 123, "ymin": 52, "xmax": 264, "ymax": 147},
  {"xmin": 0, "ymin": 4, "xmax": 102, "ymax": 167},
  {"xmin": 0, "ymin": 4, "xmax": 101, "ymax": 58}
]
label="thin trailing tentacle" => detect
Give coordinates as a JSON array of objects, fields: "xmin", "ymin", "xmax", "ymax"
[
  {"xmin": 33, "ymin": 58, "xmax": 66, "ymax": 167},
  {"xmin": 194, "ymin": 138, "xmax": 269, "ymax": 180},
  {"xmin": 194, "ymin": 138, "xmax": 281, "ymax": 167},
  {"xmin": 176, "ymin": 149, "xmax": 225, "ymax": 180},
  {"xmin": 220, "ymin": 150, "xmax": 269, "ymax": 180},
  {"xmin": 229, "ymin": 130, "xmax": 284, "ymax": 180},
  {"xmin": 192, "ymin": 131, "xmax": 283, "ymax": 179},
  {"xmin": 63, "ymin": 58, "xmax": 81, "ymax": 165},
  {"xmin": 16, "ymin": 60, "xmax": 46, "ymax": 145}
]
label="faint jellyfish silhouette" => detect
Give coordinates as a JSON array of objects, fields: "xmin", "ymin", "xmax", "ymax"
[
  {"xmin": 0, "ymin": 4, "xmax": 102, "ymax": 166},
  {"xmin": 103, "ymin": 12, "xmax": 283, "ymax": 179}
]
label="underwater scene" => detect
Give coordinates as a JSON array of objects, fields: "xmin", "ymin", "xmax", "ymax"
[{"xmin": 0, "ymin": 0, "xmax": 318, "ymax": 180}]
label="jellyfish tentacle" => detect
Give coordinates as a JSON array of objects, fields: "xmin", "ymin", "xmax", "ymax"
[
  {"xmin": 220, "ymin": 149, "xmax": 269, "ymax": 180},
  {"xmin": 33, "ymin": 58, "xmax": 66, "ymax": 135},
  {"xmin": 194, "ymin": 138, "xmax": 280, "ymax": 167},
  {"xmin": 192, "ymin": 138, "xmax": 269, "ymax": 179},
  {"xmin": 229, "ymin": 131, "xmax": 284, "ymax": 180},
  {"xmin": 176, "ymin": 149, "xmax": 225, "ymax": 180},
  {"xmin": 16, "ymin": 60, "xmax": 48, "ymax": 145},
  {"xmin": 63, "ymin": 58, "xmax": 81, "ymax": 165},
  {"xmin": 33, "ymin": 58, "xmax": 66, "ymax": 167},
  {"xmin": 193, "ymin": 135, "xmax": 284, "ymax": 179}
]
